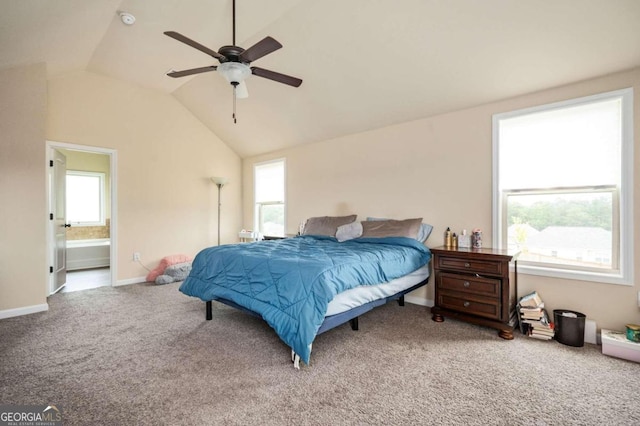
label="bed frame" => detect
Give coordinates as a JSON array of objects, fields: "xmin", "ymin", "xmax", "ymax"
[{"xmin": 204, "ymin": 277, "xmax": 429, "ymax": 335}]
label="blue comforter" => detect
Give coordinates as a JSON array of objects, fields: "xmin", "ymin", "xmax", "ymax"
[{"xmin": 179, "ymin": 235, "xmax": 431, "ymax": 364}]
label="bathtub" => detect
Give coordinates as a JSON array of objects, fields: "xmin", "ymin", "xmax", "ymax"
[{"xmin": 66, "ymin": 238, "xmax": 110, "ymax": 270}]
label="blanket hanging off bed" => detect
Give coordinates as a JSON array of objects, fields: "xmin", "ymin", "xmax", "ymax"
[{"xmin": 179, "ymin": 235, "xmax": 431, "ymax": 365}]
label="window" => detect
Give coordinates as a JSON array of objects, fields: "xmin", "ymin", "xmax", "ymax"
[
  {"xmin": 66, "ymin": 171, "xmax": 106, "ymax": 226},
  {"xmin": 493, "ymin": 88, "xmax": 633, "ymax": 285},
  {"xmin": 254, "ymin": 159, "xmax": 285, "ymax": 237}
]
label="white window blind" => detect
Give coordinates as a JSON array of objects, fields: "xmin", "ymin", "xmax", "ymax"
[
  {"xmin": 254, "ymin": 159, "xmax": 286, "ymax": 237},
  {"xmin": 255, "ymin": 160, "xmax": 284, "ymax": 203}
]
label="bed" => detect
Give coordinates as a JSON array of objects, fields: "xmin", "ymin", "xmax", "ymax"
[{"xmin": 179, "ymin": 217, "xmax": 432, "ymax": 368}]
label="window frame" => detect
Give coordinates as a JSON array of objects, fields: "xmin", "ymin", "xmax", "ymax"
[
  {"xmin": 66, "ymin": 170, "xmax": 106, "ymax": 227},
  {"xmin": 253, "ymin": 158, "xmax": 286, "ymax": 237},
  {"xmin": 492, "ymin": 88, "xmax": 634, "ymax": 285}
]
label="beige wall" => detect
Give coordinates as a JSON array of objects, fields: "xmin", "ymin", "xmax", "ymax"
[
  {"xmin": 0, "ymin": 63, "xmax": 48, "ymax": 313},
  {"xmin": 243, "ymin": 67, "xmax": 640, "ymax": 332},
  {"xmin": 47, "ymin": 71, "xmax": 242, "ymax": 281},
  {"xmin": 1, "ymin": 67, "xmax": 242, "ymax": 316},
  {"xmin": 0, "ymin": 64, "xmax": 241, "ymax": 317}
]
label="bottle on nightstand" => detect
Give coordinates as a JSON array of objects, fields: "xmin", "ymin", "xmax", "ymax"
[
  {"xmin": 444, "ymin": 227, "xmax": 452, "ymax": 248},
  {"xmin": 458, "ymin": 229, "xmax": 471, "ymax": 248}
]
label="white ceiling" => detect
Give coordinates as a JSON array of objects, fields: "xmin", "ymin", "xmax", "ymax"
[{"xmin": 2, "ymin": 0, "xmax": 639, "ymax": 157}]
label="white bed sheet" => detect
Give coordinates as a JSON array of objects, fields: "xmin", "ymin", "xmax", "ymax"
[{"xmin": 325, "ymin": 263, "xmax": 430, "ymax": 316}]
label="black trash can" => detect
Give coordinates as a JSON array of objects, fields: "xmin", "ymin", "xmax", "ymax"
[{"xmin": 553, "ymin": 309, "xmax": 586, "ymax": 347}]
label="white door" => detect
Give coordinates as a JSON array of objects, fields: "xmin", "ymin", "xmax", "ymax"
[{"xmin": 52, "ymin": 149, "xmax": 68, "ymax": 293}]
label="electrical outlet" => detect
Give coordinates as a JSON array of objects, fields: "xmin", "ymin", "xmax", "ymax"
[{"xmin": 133, "ymin": 252, "xmax": 140, "ymax": 261}]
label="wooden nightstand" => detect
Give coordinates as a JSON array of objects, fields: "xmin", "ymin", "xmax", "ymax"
[{"xmin": 430, "ymin": 246, "xmax": 520, "ymax": 339}]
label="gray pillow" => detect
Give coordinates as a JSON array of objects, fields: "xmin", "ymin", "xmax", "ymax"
[
  {"xmin": 366, "ymin": 217, "xmax": 433, "ymax": 242},
  {"xmin": 360, "ymin": 218, "xmax": 423, "ymax": 239},
  {"xmin": 335, "ymin": 221, "xmax": 363, "ymax": 242},
  {"xmin": 302, "ymin": 215, "xmax": 357, "ymax": 237}
]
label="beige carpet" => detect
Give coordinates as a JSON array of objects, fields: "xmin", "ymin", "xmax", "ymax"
[{"xmin": 1, "ymin": 282, "xmax": 639, "ymax": 425}]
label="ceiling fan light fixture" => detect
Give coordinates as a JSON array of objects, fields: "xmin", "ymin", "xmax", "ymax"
[
  {"xmin": 218, "ymin": 62, "xmax": 251, "ymax": 85},
  {"xmin": 163, "ymin": 0, "xmax": 301, "ymax": 123}
]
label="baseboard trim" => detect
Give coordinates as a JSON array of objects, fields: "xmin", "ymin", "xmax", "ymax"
[
  {"xmin": 115, "ymin": 276, "xmax": 147, "ymax": 287},
  {"xmin": 405, "ymin": 295, "xmax": 434, "ymax": 308},
  {"xmin": 67, "ymin": 257, "xmax": 110, "ymax": 271},
  {"xmin": 0, "ymin": 303, "xmax": 49, "ymax": 320}
]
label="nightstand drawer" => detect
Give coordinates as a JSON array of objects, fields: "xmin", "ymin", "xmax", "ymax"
[
  {"xmin": 437, "ymin": 256, "xmax": 503, "ymax": 275},
  {"xmin": 438, "ymin": 293, "xmax": 500, "ymax": 320},
  {"xmin": 438, "ymin": 272, "xmax": 500, "ymax": 298}
]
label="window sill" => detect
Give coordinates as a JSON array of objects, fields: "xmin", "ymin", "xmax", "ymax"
[{"xmin": 518, "ymin": 264, "xmax": 632, "ymax": 286}]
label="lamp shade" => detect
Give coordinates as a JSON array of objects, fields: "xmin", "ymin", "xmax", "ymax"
[{"xmin": 211, "ymin": 176, "xmax": 229, "ymax": 186}]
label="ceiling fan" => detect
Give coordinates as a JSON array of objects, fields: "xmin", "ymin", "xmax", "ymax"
[{"xmin": 164, "ymin": 0, "xmax": 303, "ymax": 123}]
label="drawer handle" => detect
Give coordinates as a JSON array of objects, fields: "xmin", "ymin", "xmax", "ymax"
[
  {"xmin": 464, "ymin": 262, "xmax": 471, "ymax": 268},
  {"xmin": 463, "ymin": 281, "xmax": 470, "ymax": 287},
  {"xmin": 463, "ymin": 301, "xmax": 470, "ymax": 308}
]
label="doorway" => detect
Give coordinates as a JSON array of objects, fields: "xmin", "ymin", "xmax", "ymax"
[{"xmin": 46, "ymin": 141, "xmax": 118, "ymax": 295}]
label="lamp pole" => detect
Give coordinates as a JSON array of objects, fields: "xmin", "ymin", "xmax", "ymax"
[
  {"xmin": 211, "ymin": 177, "xmax": 228, "ymax": 246},
  {"xmin": 216, "ymin": 182, "xmax": 222, "ymax": 246}
]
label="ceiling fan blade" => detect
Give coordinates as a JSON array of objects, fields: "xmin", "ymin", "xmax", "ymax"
[
  {"xmin": 251, "ymin": 67, "xmax": 302, "ymax": 87},
  {"xmin": 164, "ymin": 31, "xmax": 225, "ymax": 61},
  {"xmin": 239, "ymin": 36, "xmax": 282, "ymax": 63},
  {"xmin": 167, "ymin": 66, "xmax": 218, "ymax": 78},
  {"xmin": 235, "ymin": 81, "xmax": 249, "ymax": 99}
]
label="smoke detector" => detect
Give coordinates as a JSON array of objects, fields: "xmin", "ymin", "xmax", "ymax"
[{"xmin": 119, "ymin": 12, "xmax": 136, "ymax": 25}]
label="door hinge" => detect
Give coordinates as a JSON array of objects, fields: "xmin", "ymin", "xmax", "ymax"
[
  {"xmin": 49, "ymin": 266, "xmax": 53, "ymax": 273},
  {"xmin": 49, "ymin": 213, "xmax": 53, "ymax": 220},
  {"xmin": 50, "ymin": 160, "xmax": 54, "ymax": 167}
]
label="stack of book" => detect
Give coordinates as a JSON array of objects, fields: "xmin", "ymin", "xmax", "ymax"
[{"xmin": 518, "ymin": 291, "xmax": 555, "ymax": 340}]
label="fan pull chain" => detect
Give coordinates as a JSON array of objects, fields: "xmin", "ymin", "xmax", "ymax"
[{"xmin": 233, "ymin": 84, "xmax": 237, "ymax": 124}]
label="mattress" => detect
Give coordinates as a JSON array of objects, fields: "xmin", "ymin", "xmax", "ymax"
[{"xmin": 325, "ymin": 263, "xmax": 430, "ymax": 316}]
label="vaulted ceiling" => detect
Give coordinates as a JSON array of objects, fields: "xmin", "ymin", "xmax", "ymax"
[{"xmin": 2, "ymin": 0, "xmax": 640, "ymax": 157}]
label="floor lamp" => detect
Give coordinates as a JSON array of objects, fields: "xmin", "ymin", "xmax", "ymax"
[{"xmin": 211, "ymin": 177, "xmax": 229, "ymax": 246}]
